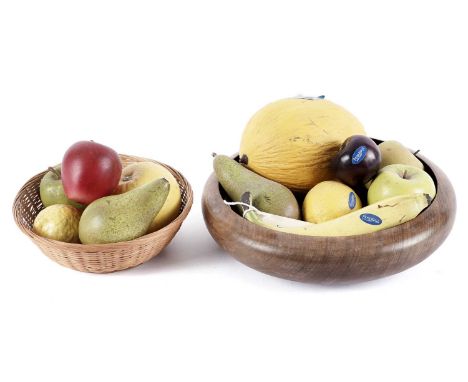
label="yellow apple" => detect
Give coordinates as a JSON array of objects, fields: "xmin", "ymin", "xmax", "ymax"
[{"xmin": 115, "ymin": 162, "xmax": 181, "ymax": 232}]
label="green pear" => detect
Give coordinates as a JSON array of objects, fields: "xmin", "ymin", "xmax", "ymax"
[
  {"xmin": 213, "ymin": 154, "xmax": 300, "ymax": 219},
  {"xmin": 79, "ymin": 178, "xmax": 170, "ymax": 244},
  {"xmin": 378, "ymin": 140, "xmax": 424, "ymax": 170},
  {"xmin": 39, "ymin": 165, "xmax": 83, "ymax": 209}
]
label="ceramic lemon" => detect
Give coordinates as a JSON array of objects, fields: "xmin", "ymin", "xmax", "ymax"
[
  {"xmin": 33, "ymin": 204, "xmax": 81, "ymax": 243},
  {"xmin": 302, "ymin": 180, "xmax": 362, "ymax": 223}
]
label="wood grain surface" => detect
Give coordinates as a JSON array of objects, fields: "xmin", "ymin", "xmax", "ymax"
[{"xmin": 202, "ymin": 151, "xmax": 456, "ymax": 284}]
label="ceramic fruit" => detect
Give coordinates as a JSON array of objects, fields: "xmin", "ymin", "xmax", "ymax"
[
  {"xmin": 239, "ymin": 97, "xmax": 366, "ymax": 192},
  {"xmin": 302, "ymin": 180, "xmax": 362, "ymax": 223},
  {"xmin": 62, "ymin": 141, "xmax": 122, "ymax": 205},
  {"xmin": 240, "ymin": 191, "xmax": 431, "ymax": 237},
  {"xmin": 33, "ymin": 204, "xmax": 81, "ymax": 243},
  {"xmin": 367, "ymin": 164, "xmax": 436, "ymax": 204},
  {"xmin": 333, "ymin": 135, "xmax": 381, "ymax": 187},
  {"xmin": 214, "ymin": 154, "xmax": 300, "ymax": 219},
  {"xmin": 115, "ymin": 161, "xmax": 182, "ymax": 232},
  {"xmin": 378, "ymin": 140, "xmax": 424, "ymax": 170},
  {"xmin": 79, "ymin": 178, "xmax": 170, "ymax": 244},
  {"xmin": 39, "ymin": 165, "xmax": 83, "ymax": 209}
]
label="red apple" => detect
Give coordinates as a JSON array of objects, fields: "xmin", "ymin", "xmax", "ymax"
[{"xmin": 62, "ymin": 141, "xmax": 122, "ymax": 205}]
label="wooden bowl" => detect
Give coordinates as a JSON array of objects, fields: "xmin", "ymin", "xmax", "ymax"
[
  {"xmin": 202, "ymin": 148, "xmax": 456, "ymax": 284},
  {"xmin": 13, "ymin": 154, "xmax": 193, "ymax": 273}
]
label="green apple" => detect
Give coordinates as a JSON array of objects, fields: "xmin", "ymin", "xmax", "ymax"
[
  {"xmin": 367, "ymin": 164, "xmax": 436, "ymax": 204},
  {"xmin": 39, "ymin": 165, "xmax": 83, "ymax": 209}
]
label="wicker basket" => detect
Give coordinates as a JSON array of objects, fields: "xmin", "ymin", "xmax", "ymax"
[{"xmin": 13, "ymin": 154, "xmax": 193, "ymax": 273}]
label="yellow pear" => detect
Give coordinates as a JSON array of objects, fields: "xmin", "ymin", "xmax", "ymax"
[
  {"xmin": 378, "ymin": 140, "xmax": 424, "ymax": 170},
  {"xmin": 239, "ymin": 97, "xmax": 366, "ymax": 192},
  {"xmin": 302, "ymin": 181, "xmax": 362, "ymax": 223},
  {"xmin": 115, "ymin": 162, "xmax": 181, "ymax": 232}
]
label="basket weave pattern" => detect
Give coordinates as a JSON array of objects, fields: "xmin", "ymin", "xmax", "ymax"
[{"xmin": 13, "ymin": 154, "xmax": 193, "ymax": 273}]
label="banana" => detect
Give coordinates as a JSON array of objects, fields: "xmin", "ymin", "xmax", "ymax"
[{"xmin": 234, "ymin": 192, "xmax": 432, "ymax": 237}]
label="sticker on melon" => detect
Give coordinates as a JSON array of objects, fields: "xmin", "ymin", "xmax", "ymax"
[{"xmin": 239, "ymin": 97, "xmax": 366, "ymax": 192}]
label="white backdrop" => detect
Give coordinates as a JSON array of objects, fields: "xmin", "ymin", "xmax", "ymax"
[{"xmin": 1, "ymin": 1, "xmax": 466, "ymax": 381}]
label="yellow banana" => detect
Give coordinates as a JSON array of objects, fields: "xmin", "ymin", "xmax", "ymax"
[{"xmin": 236, "ymin": 192, "xmax": 431, "ymax": 237}]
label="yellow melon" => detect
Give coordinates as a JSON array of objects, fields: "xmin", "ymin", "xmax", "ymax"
[{"xmin": 239, "ymin": 97, "xmax": 366, "ymax": 192}]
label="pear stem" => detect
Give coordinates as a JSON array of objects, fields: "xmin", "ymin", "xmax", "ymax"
[
  {"xmin": 48, "ymin": 166, "xmax": 61, "ymax": 179},
  {"xmin": 402, "ymin": 169, "xmax": 408, "ymax": 179}
]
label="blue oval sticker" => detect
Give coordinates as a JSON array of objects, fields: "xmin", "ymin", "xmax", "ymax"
[
  {"xmin": 352, "ymin": 145, "xmax": 368, "ymax": 164},
  {"xmin": 360, "ymin": 213, "xmax": 382, "ymax": 225},
  {"xmin": 348, "ymin": 192, "xmax": 356, "ymax": 209}
]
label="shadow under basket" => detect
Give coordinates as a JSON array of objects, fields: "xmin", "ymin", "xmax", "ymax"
[
  {"xmin": 202, "ymin": 145, "xmax": 456, "ymax": 284},
  {"xmin": 13, "ymin": 154, "xmax": 193, "ymax": 273}
]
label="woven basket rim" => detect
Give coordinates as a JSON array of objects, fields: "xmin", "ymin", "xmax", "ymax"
[{"xmin": 13, "ymin": 153, "xmax": 193, "ymax": 250}]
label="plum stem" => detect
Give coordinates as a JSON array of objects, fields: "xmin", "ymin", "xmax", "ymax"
[{"xmin": 48, "ymin": 166, "xmax": 61, "ymax": 179}]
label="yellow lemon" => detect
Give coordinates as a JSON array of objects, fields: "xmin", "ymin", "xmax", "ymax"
[
  {"xmin": 302, "ymin": 181, "xmax": 362, "ymax": 223},
  {"xmin": 33, "ymin": 204, "xmax": 81, "ymax": 243}
]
